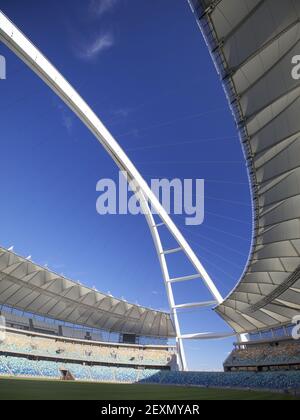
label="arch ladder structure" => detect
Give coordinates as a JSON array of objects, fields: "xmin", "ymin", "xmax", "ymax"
[{"xmin": 0, "ymin": 10, "xmax": 230, "ymax": 371}]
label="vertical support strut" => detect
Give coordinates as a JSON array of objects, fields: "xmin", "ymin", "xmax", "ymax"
[
  {"xmin": 138, "ymin": 190, "xmax": 221, "ymax": 371},
  {"xmin": 137, "ymin": 191, "xmax": 188, "ymax": 371}
]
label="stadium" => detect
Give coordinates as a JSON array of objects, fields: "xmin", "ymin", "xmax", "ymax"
[{"xmin": 0, "ymin": 0, "xmax": 300, "ymax": 401}]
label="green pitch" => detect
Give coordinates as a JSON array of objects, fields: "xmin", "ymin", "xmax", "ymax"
[{"xmin": 0, "ymin": 377, "xmax": 298, "ymax": 400}]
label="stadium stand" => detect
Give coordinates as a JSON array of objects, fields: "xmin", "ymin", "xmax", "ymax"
[
  {"xmin": 115, "ymin": 368, "xmax": 139, "ymax": 383},
  {"xmin": 0, "ymin": 354, "xmax": 300, "ymax": 391},
  {"xmin": 0, "ymin": 328, "xmax": 176, "ymax": 368},
  {"xmin": 90, "ymin": 365, "xmax": 115, "ymax": 382},
  {"xmin": 224, "ymin": 338, "xmax": 300, "ymax": 372},
  {"xmin": 37, "ymin": 360, "xmax": 61, "ymax": 379},
  {"xmin": 3, "ymin": 356, "xmax": 40, "ymax": 378},
  {"xmin": 0, "ymin": 322, "xmax": 299, "ymax": 392},
  {"xmin": 139, "ymin": 370, "xmax": 300, "ymax": 389}
]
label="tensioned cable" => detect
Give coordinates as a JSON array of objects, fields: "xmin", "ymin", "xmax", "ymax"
[
  {"xmin": 141, "ymin": 176, "xmax": 249, "ymax": 187},
  {"xmin": 183, "ymin": 237, "xmax": 246, "ymax": 270},
  {"xmin": 103, "ymin": 74, "xmax": 214, "ymax": 125},
  {"xmin": 179, "ymin": 225, "xmax": 249, "ymax": 257},
  {"xmin": 141, "ymin": 187, "xmax": 251, "ymax": 207},
  {"xmin": 204, "ymin": 211, "xmax": 251, "ymax": 224},
  {"xmin": 125, "ymin": 135, "xmax": 239, "ymax": 152},
  {"xmin": 173, "ymin": 214, "xmax": 250, "ymax": 242},
  {"xmin": 117, "ymin": 106, "xmax": 229, "ymax": 138},
  {"xmin": 192, "ymin": 254, "xmax": 237, "ymax": 283},
  {"xmin": 136, "ymin": 160, "xmax": 245, "ymax": 165}
]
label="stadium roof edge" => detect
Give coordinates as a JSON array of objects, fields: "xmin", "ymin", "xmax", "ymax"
[
  {"xmin": 189, "ymin": 0, "xmax": 300, "ymax": 333},
  {"xmin": 0, "ymin": 246, "xmax": 176, "ymax": 338}
]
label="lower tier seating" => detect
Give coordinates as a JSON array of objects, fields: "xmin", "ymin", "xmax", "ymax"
[{"xmin": 0, "ymin": 355, "xmax": 300, "ymax": 391}]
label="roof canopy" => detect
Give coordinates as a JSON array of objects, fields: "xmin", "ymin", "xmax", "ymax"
[
  {"xmin": 190, "ymin": 0, "xmax": 300, "ymax": 333},
  {"xmin": 0, "ymin": 247, "xmax": 175, "ymax": 337}
]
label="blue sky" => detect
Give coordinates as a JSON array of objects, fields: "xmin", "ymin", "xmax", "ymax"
[{"xmin": 0, "ymin": 0, "xmax": 252, "ymax": 370}]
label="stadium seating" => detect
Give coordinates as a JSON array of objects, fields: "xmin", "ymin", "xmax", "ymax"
[
  {"xmin": 63, "ymin": 363, "xmax": 91, "ymax": 381},
  {"xmin": 90, "ymin": 365, "xmax": 115, "ymax": 382},
  {"xmin": 0, "ymin": 330, "xmax": 175, "ymax": 368},
  {"xmin": 114, "ymin": 368, "xmax": 139, "ymax": 383},
  {"xmin": 4, "ymin": 356, "xmax": 40, "ymax": 377},
  {"xmin": 36, "ymin": 360, "xmax": 60, "ymax": 378},
  {"xmin": 0, "ymin": 355, "xmax": 300, "ymax": 391},
  {"xmin": 138, "ymin": 369, "xmax": 162, "ymax": 383},
  {"xmin": 224, "ymin": 340, "xmax": 300, "ymax": 371},
  {"xmin": 138, "ymin": 370, "xmax": 300, "ymax": 391},
  {"xmin": 1, "ymin": 329, "xmax": 299, "ymax": 392},
  {"xmin": 0, "ymin": 356, "xmax": 10, "ymax": 375}
]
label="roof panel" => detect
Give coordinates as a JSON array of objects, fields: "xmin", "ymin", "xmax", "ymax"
[
  {"xmin": 190, "ymin": 0, "xmax": 300, "ymax": 333},
  {"xmin": 0, "ymin": 247, "xmax": 175, "ymax": 337}
]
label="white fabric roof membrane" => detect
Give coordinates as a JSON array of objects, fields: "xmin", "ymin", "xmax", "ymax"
[
  {"xmin": 0, "ymin": 247, "xmax": 175, "ymax": 337},
  {"xmin": 189, "ymin": 0, "xmax": 300, "ymax": 333}
]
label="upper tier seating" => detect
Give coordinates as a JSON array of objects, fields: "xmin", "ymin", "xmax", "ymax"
[
  {"xmin": 0, "ymin": 330, "xmax": 175, "ymax": 368},
  {"xmin": 225, "ymin": 340, "xmax": 300, "ymax": 370}
]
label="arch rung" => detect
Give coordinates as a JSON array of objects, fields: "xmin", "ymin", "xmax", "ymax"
[
  {"xmin": 153, "ymin": 223, "xmax": 165, "ymax": 228},
  {"xmin": 173, "ymin": 300, "xmax": 218, "ymax": 310},
  {"xmin": 161, "ymin": 247, "xmax": 182, "ymax": 255},
  {"xmin": 167, "ymin": 274, "xmax": 202, "ymax": 283}
]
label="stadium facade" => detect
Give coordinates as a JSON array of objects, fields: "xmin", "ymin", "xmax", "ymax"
[{"xmin": 0, "ymin": 0, "xmax": 300, "ymax": 386}]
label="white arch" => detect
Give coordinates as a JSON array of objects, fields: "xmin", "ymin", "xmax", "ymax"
[{"xmin": 0, "ymin": 10, "xmax": 225, "ymax": 370}]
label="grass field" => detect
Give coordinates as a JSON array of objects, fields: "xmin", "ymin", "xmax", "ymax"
[{"xmin": 0, "ymin": 377, "xmax": 298, "ymax": 400}]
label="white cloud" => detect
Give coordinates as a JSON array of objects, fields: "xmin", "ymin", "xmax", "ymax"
[
  {"xmin": 61, "ymin": 114, "xmax": 73, "ymax": 133},
  {"xmin": 55, "ymin": 102, "xmax": 74, "ymax": 134},
  {"xmin": 77, "ymin": 32, "xmax": 114, "ymax": 60},
  {"xmin": 89, "ymin": 0, "xmax": 119, "ymax": 18},
  {"xmin": 113, "ymin": 108, "xmax": 131, "ymax": 118}
]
